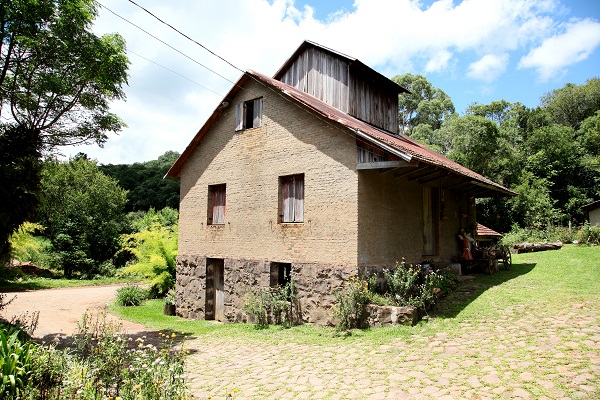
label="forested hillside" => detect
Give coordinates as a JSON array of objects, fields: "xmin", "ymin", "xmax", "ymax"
[{"xmin": 100, "ymin": 151, "xmax": 180, "ymax": 212}]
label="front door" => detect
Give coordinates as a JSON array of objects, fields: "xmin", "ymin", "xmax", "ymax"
[
  {"xmin": 206, "ymin": 258, "xmax": 225, "ymax": 322},
  {"xmin": 214, "ymin": 260, "xmax": 224, "ymax": 322}
]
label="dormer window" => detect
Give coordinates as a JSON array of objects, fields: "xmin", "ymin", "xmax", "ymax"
[{"xmin": 235, "ymin": 98, "xmax": 263, "ymax": 131}]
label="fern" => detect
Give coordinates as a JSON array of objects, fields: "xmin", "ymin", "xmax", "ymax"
[{"xmin": 117, "ymin": 222, "xmax": 177, "ymax": 297}]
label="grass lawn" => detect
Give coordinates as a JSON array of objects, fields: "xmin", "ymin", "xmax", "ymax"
[{"xmin": 111, "ymin": 244, "xmax": 600, "ymax": 344}]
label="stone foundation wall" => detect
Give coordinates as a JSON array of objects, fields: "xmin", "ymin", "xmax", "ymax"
[
  {"xmin": 176, "ymin": 255, "xmax": 207, "ymax": 319},
  {"xmin": 175, "ymin": 254, "xmax": 357, "ymax": 324}
]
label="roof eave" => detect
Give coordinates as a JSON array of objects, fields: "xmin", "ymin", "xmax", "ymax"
[{"xmin": 165, "ymin": 73, "xmax": 249, "ymax": 179}]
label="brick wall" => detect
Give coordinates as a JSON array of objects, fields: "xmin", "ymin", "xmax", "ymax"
[{"xmin": 178, "ymin": 79, "xmax": 359, "ymax": 266}]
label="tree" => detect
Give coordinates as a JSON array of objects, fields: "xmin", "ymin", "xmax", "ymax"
[
  {"xmin": 540, "ymin": 77, "xmax": 600, "ymax": 130},
  {"xmin": 0, "ymin": 0, "xmax": 129, "ymax": 257},
  {"xmin": 508, "ymin": 171, "xmax": 558, "ymax": 228},
  {"xmin": 0, "ymin": 125, "xmax": 42, "ymax": 259},
  {"xmin": 392, "ymin": 73, "xmax": 455, "ymax": 134},
  {"xmin": 431, "ymin": 114, "xmax": 510, "ymax": 181},
  {"xmin": 578, "ymin": 111, "xmax": 600, "ymax": 175},
  {"xmin": 37, "ymin": 158, "xmax": 128, "ymax": 277}
]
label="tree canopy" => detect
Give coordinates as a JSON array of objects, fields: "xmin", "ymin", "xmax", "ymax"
[
  {"xmin": 392, "ymin": 73, "xmax": 455, "ymax": 134},
  {"xmin": 0, "ymin": 0, "xmax": 129, "ymax": 258},
  {"xmin": 0, "ymin": 0, "xmax": 129, "ymax": 148},
  {"xmin": 36, "ymin": 157, "xmax": 128, "ymax": 277},
  {"xmin": 100, "ymin": 151, "xmax": 180, "ymax": 212},
  {"xmin": 403, "ymin": 75, "xmax": 600, "ymax": 232}
]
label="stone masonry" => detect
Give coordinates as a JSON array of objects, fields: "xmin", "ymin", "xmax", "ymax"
[{"xmin": 176, "ymin": 255, "xmax": 357, "ymax": 324}]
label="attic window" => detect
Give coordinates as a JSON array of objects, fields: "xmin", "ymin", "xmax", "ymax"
[{"xmin": 235, "ymin": 97, "xmax": 263, "ymax": 131}]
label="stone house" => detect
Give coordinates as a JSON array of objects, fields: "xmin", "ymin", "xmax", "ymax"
[{"xmin": 166, "ymin": 41, "xmax": 514, "ymax": 324}]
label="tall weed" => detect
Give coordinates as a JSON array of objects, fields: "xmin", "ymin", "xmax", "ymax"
[
  {"xmin": 243, "ymin": 279, "xmax": 296, "ymax": 328},
  {"xmin": 333, "ymin": 276, "xmax": 370, "ymax": 330}
]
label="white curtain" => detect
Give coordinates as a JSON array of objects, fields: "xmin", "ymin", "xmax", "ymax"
[
  {"xmin": 212, "ymin": 185, "xmax": 226, "ymax": 224},
  {"xmin": 282, "ymin": 175, "xmax": 303, "ymax": 223}
]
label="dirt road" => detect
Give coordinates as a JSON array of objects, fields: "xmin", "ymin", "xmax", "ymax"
[{"xmin": 0, "ymin": 284, "xmax": 147, "ymax": 341}]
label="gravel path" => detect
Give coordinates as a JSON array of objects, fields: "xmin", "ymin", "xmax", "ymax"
[{"xmin": 0, "ymin": 284, "xmax": 147, "ymax": 341}]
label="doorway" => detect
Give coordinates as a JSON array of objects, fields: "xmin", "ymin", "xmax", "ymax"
[{"xmin": 206, "ymin": 258, "xmax": 225, "ymax": 322}]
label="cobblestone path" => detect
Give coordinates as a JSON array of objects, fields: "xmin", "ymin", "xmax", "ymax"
[{"xmin": 185, "ymin": 289, "xmax": 599, "ymax": 399}]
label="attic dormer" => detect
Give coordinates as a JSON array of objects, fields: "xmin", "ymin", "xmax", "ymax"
[{"xmin": 273, "ymin": 41, "xmax": 408, "ymax": 134}]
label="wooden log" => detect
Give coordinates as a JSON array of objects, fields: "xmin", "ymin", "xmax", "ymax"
[{"xmin": 513, "ymin": 241, "xmax": 563, "ymax": 253}]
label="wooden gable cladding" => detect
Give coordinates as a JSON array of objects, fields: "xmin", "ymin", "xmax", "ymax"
[
  {"xmin": 278, "ymin": 45, "xmax": 350, "ymax": 113},
  {"xmin": 275, "ymin": 41, "xmax": 403, "ymax": 134},
  {"xmin": 349, "ymin": 70, "xmax": 399, "ymax": 134}
]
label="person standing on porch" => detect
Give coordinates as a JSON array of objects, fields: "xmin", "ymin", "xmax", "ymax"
[{"xmin": 458, "ymin": 229, "xmax": 475, "ymax": 260}]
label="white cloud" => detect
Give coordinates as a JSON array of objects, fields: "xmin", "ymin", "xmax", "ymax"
[
  {"xmin": 467, "ymin": 54, "xmax": 510, "ymax": 82},
  {"xmin": 425, "ymin": 50, "xmax": 453, "ymax": 72},
  {"xmin": 519, "ymin": 18, "xmax": 600, "ymax": 81},
  {"xmin": 60, "ymin": 0, "xmax": 599, "ymax": 164}
]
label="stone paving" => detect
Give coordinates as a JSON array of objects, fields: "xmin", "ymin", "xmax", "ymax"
[{"xmin": 184, "ymin": 297, "xmax": 600, "ymax": 399}]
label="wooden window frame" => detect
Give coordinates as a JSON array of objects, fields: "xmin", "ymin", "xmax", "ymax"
[
  {"xmin": 208, "ymin": 184, "xmax": 226, "ymax": 225},
  {"xmin": 279, "ymin": 174, "xmax": 304, "ymax": 223},
  {"xmin": 235, "ymin": 97, "xmax": 263, "ymax": 131},
  {"xmin": 423, "ymin": 186, "xmax": 440, "ymax": 256}
]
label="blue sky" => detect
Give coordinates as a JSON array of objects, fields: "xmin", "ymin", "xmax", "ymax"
[{"xmin": 64, "ymin": 0, "xmax": 600, "ymax": 164}]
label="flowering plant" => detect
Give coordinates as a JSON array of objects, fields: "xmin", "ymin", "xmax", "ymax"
[{"xmin": 164, "ymin": 288, "xmax": 176, "ymax": 305}]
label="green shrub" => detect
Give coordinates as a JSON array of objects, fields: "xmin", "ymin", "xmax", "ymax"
[
  {"xmin": 8, "ymin": 222, "xmax": 48, "ymax": 265},
  {"xmin": 129, "ymin": 207, "xmax": 179, "ymax": 232},
  {"xmin": 115, "ymin": 284, "xmax": 148, "ymax": 306},
  {"xmin": 576, "ymin": 222, "xmax": 600, "ymax": 245},
  {"xmin": 333, "ymin": 276, "xmax": 370, "ymax": 331},
  {"xmin": 500, "ymin": 223, "xmax": 599, "ymax": 247},
  {"xmin": 382, "ymin": 261, "xmax": 422, "ymax": 306},
  {"xmin": 364, "ymin": 260, "xmax": 460, "ymax": 311},
  {"xmin": 243, "ymin": 279, "xmax": 296, "ymax": 328}
]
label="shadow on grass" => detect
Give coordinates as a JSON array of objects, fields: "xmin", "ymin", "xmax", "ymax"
[
  {"xmin": 37, "ymin": 329, "xmax": 201, "ymax": 355},
  {"xmin": 429, "ymin": 262, "xmax": 537, "ymax": 319}
]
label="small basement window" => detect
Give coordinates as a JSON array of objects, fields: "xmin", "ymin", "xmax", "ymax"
[
  {"xmin": 208, "ymin": 184, "xmax": 226, "ymax": 225},
  {"xmin": 270, "ymin": 262, "xmax": 292, "ymax": 287},
  {"xmin": 235, "ymin": 97, "xmax": 263, "ymax": 131}
]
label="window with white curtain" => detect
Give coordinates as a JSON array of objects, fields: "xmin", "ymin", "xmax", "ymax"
[{"xmin": 280, "ymin": 174, "xmax": 304, "ymax": 223}]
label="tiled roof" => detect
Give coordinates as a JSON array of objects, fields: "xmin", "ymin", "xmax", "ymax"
[
  {"xmin": 476, "ymin": 223, "xmax": 503, "ymax": 238},
  {"xmin": 166, "ymin": 69, "xmax": 516, "ymax": 197}
]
